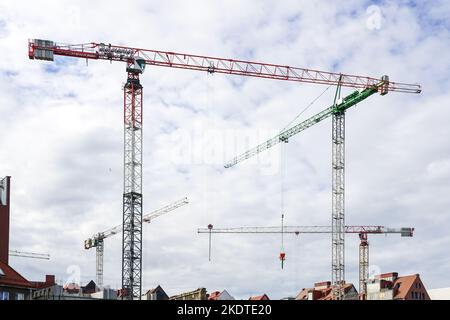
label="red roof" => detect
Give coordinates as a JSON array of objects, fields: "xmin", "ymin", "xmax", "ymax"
[
  {"xmin": 0, "ymin": 260, "xmax": 32, "ymax": 288},
  {"xmin": 63, "ymin": 282, "xmax": 80, "ymax": 293},
  {"xmin": 392, "ymin": 274, "xmax": 429, "ymax": 300},
  {"xmin": 208, "ymin": 291, "xmax": 221, "ymax": 300},
  {"xmin": 30, "ymin": 275, "xmax": 56, "ymax": 289},
  {"xmin": 296, "ymin": 283, "xmax": 355, "ymax": 300},
  {"xmin": 249, "ymin": 294, "xmax": 270, "ymax": 300}
]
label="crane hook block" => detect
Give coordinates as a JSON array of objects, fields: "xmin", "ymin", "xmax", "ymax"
[{"xmin": 279, "ymin": 252, "xmax": 286, "ymax": 269}]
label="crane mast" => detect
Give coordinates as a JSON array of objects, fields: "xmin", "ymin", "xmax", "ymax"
[
  {"xmin": 332, "ymin": 81, "xmax": 345, "ymax": 299},
  {"xmin": 359, "ymin": 232, "xmax": 369, "ymax": 297},
  {"xmin": 122, "ymin": 61, "xmax": 145, "ymax": 299},
  {"xmin": 29, "ymin": 38, "xmax": 420, "ymax": 300}
]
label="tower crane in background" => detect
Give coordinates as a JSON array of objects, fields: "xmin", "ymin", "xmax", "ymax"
[
  {"xmin": 224, "ymin": 80, "xmax": 420, "ymax": 299},
  {"xmin": 9, "ymin": 250, "xmax": 50, "ymax": 260},
  {"xmin": 84, "ymin": 197, "xmax": 188, "ymax": 289},
  {"xmin": 29, "ymin": 39, "xmax": 420, "ymax": 299},
  {"xmin": 199, "ymin": 225, "xmax": 414, "ymax": 298}
]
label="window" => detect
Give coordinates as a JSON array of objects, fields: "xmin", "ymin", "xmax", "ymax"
[
  {"xmin": 15, "ymin": 293, "xmax": 25, "ymax": 300},
  {"xmin": 0, "ymin": 291, "xmax": 9, "ymax": 300}
]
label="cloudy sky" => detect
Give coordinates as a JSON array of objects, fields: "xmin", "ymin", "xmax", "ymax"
[{"xmin": 1, "ymin": 0, "xmax": 449, "ymax": 299}]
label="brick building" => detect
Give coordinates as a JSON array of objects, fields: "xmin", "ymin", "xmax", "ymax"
[
  {"xmin": 249, "ymin": 294, "xmax": 270, "ymax": 300},
  {"xmin": 366, "ymin": 272, "xmax": 430, "ymax": 300},
  {"xmin": 208, "ymin": 289, "xmax": 234, "ymax": 300},
  {"xmin": 143, "ymin": 285, "xmax": 169, "ymax": 300},
  {"xmin": 295, "ymin": 281, "xmax": 359, "ymax": 300}
]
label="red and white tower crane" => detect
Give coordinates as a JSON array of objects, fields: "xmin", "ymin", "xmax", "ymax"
[
  {"xmin": 199, "ymin": 225, "xmax": 414, "ymax": 298},
  {"xmin": 29, "ymin": 39, "xmax": 420, "ymax": 299}
]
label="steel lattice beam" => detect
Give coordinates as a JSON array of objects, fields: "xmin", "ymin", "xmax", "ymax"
[
  {"xmin": 197, "ymin": 225, "xmax": 414, "ymax": 234},
  {"xmin": 28, "ymin": 40, "xmax": 422, "ymax": 94},
  {"xmin": 224, "ymin": 87, "xmax": 379, "ymax": 168}
]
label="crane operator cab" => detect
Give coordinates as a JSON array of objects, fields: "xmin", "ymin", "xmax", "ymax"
[{"xmin": 126, "ymin": 57, "xmax": 146, "ymax": 74}]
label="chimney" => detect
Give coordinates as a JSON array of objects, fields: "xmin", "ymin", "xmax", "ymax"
[
  {"xmin": 46, "ymin": 275, "xmax": 56, "ymax": 286},
  {"xmin": 376, "ymin": 272, "xmax": 399, "ymax": 282},
  {"xmin": 314, "ymin": 281, "xmax": 331, "ymax": 290},
  {"xmin": 0, "ymin": 176, "xmax": 11, "ymax": 265}
]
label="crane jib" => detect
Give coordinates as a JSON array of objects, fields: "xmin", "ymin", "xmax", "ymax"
[
  {"xmin": 28, "ymin": 39, "xmax": 421, "ymax": 94},
  {"xmin": 224, "ymin": 86, "xmax": 380, "ymax": 168}
]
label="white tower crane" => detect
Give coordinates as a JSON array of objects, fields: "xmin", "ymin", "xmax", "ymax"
[
  {"xmin": 198, "ymin": 224, "xmax": 414, "ymax": 298},
  {"xmin": 84, "ymin": 197, "xmax": 189, "ymax": 288}
]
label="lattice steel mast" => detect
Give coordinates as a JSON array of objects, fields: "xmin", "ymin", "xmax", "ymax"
[
  {"xmin": 122, "ymin": 61, "xmax": 145, "ymax": 299},
  {"xmin": 359, "ymin": 232, "xmax": 369, "ymax": 297},
  {"xmin": 331, "ymin": 81, "xmax": 346, "ymax": 299}
]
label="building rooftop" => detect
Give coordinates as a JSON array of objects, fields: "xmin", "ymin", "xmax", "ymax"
[
  {"xmin": 367, "ymin": 272, "xmax": 430, "ymax": 300},
  {"xmin": 296, "ymin": 282, "xmax": 356, "ymax": 300},
  {"xmin": 249, "ymin": 294, "xmax": 269, "ymax": 300},
  {"xmin": 392, "ymin": 274, "xmax": 418, "ymax": 300},
  {"xmin": 208, "ymin": 291, "xmax": 221, "ymax": 300},
  {"xmin": 0, "ymin": 260, "xmax": 32, "ymax": 288}
]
